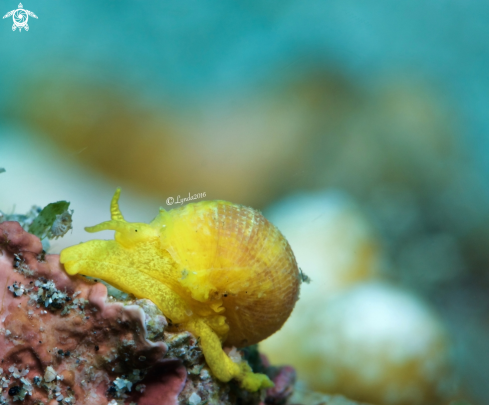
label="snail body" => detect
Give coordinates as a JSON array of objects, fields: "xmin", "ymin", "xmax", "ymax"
[{"xmin": 60, "ymin": 189, "xmax": 301, "ymax": 391}]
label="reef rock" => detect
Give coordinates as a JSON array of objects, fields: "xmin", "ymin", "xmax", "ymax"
[{"xmin": 0, "ymin": 221, "xmax": 186, "ymax": 405}]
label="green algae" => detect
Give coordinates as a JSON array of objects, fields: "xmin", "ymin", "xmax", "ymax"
[{"xmin": 28, "ymin": 201, "xmax": 72, "ymax": 239}]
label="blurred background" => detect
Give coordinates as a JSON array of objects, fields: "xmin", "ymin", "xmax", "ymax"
[{"xmin": 1, "ymin": 1, "xmax": 489, "ymax": 404}]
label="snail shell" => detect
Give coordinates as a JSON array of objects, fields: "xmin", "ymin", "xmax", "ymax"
[{"xmin": 157, "ymin": 200, "xmax": 301, "ymax": 347}]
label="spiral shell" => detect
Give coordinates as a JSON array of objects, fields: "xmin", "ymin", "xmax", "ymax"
[{"xmin": 159, "ymin": 200, "xmax": 300, "ymax": 347}]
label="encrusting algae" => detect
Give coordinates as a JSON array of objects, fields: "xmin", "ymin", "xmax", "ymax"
[{"xmin": 60, "ymin": 189, "xmax": 302, "ymax": 391}]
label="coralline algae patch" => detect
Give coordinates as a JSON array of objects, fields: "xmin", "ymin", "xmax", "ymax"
[{"xmin": 0, "ymin": 221, "xmax": 186, "ymax": 405}]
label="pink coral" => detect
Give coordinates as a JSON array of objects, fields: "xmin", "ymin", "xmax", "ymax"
[{"xmin": 0, "ymin": 221, "xmax": 186, "ymax": 405}]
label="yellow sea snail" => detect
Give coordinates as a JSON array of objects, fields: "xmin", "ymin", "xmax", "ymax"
[{"xmin": 60, "ymin": 189, "xmax": 301, "ymax": 391}]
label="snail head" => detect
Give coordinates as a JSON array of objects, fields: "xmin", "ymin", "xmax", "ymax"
[{"xmin": 85, "ymin": 188, "xmax": 158, "ymax": 248}]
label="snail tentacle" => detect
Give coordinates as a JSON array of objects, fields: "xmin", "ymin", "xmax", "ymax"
[
  {"xmin": 85, "ymin": 220, "xmax": 126, "ymax": 233},
  {"xmin": 110, "ymin": 187, "xmax": 125, "ymax": 221}
]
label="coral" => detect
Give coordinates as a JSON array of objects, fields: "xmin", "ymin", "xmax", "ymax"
[
  {"xmin": 61, "ymin": 189, "xmax": 301, "ymax": 391},
  {"xmin": 268, "ymin": 281, "xmax": 454, "ymax": 405},
  {"xmin": 261, "ymin": 192, "xmax": 458, "ymax": 405},
  {"xmin": 0, "ymin": 220, "xmax": 185, "ymax": 404}
]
